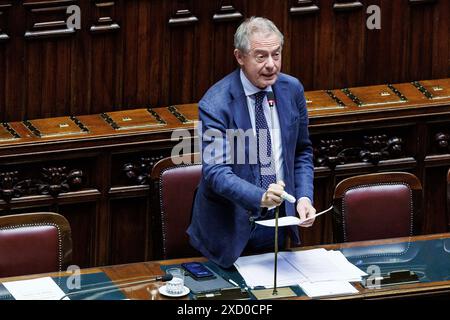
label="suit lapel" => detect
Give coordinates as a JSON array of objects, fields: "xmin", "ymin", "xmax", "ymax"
[
  {"xmin": 229, "ymin": 70, "xmax": 258, "ymax": 181},
  {"xmin": 230, "ymin": 71, "xmax": 252, "ymax": 132}
]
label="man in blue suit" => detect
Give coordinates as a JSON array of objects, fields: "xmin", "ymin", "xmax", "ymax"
[{"xmin": 187, "ymin": 17, "xmax": 316, "ymax": 268}]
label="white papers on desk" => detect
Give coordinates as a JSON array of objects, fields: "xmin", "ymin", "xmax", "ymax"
[
  {"xmin": 2, "ymin": 277, "xmax": 69, "ymax": 300},
  {"xmin": 234, "ymin": 248, "xmax": 367, "ymax": 297},
  {"xmin": 234, "ymin": 252, "xmax": 309, "ymax": 288},
  {"xmin": 300, "ymin": 281, "xmax": 358, "ymax": 298},
  {"xmin": 281, "ymin": 249, "xmax": 366, "ymax": 282}
]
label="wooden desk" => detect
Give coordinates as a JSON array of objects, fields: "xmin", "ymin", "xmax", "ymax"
[{"xmin": 1, "ymin": 233, "xmax": 450, "ymax": 300}]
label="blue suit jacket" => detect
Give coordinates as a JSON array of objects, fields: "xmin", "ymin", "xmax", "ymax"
[{"xmin": 187, "ymin": 69, "xmax": 314, "ymax": 268}]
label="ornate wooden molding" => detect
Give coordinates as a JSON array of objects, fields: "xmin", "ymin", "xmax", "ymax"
[
  {"xmin": 290, "ymin": 0, "xmax": 320, "ymax": 15},
  {"xmin": 435, "ymin": 132, "xmax": 450, "ymax": 154},
  {"xmin": 314, "ymin": 135, "xmax": 404, "ymax": 169},
  {"xmin": 122, "ymin": 155, "xmax": 164, "ymax": 185},
  {"xmin": 333, "ymin": 1, "xmax": 363, "ymax": 12},
  {"xmin": 213, "ymin": 4, "xmax": 242, "ymax": 22},
  {"xmin": 169, "ymin": 9, "xmax": 198, "ymax": 26},
  {"xmin": 90, "ymin": 1, "xmax": 120, "ymax": 34},
  {"xmin": 409, "ymin": 0, "xmax": 437, "ymax": 5},
  {"xmin": 0, "ymin": 171, "xmax": 19, "ymax": 203},
  {"xmin": 0, "ymin": 167, "xmax": 84, "ymax": 203},
  {"xmin": 23, "ymin": 0, "xmax": 78, "ymax": 40}
]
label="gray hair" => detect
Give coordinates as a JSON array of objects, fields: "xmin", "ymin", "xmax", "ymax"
[{"xmin": 234, "ymin": 16, "xmax": 284, "ymax": 53}]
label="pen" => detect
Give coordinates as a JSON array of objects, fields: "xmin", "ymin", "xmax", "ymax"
[{"xmin": 227, "ymin": 278, "xmax": 239, "ymax": 287}]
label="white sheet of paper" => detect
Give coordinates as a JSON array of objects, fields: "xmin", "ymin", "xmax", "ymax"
[
  {"xmin": 328, "ymin": 250, "xmax": 367, "ymax": 281},
  {"xmin": 255, "ymin": 206, "xmax": 333, "ymax": 227},
  {"xmin": 234, "ymin": 252, "xmax": 308, "ymax": 288},
  {"xmin": 281, "ymin": 249, "xmax": 365, "ymax": 283},
  {"xmin": 2, "ymin": 277, "xmax": 69, "ymax": 300},
  {"xmin": 300, "ymin": 281, "xmax": 358, "ymax": 298},
  {"xmin": 255, "ymin": 216, "xmax": 301, "ymax": 227}
]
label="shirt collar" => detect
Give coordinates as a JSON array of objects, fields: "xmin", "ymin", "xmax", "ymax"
[{"xmin": 240, "ymin": 69, "xmax": 272, "ymax": 98}]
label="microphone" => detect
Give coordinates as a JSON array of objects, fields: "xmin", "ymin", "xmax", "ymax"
[
  {"xmin": 267, "ymin": 91, "xmax": 275, "ymax": 108},
  {"xmin": 156, "ymin": 274, "xmax": 173, "ymax": 282}
]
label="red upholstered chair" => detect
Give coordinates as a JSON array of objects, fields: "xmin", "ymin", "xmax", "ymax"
[
  {"xmin": 333, "ymin": 172, "xmax": 422, "ymax": 243},
  {"xmin": 0, "ymin": 212, "xmax": 72, "ymax": 277},
  {"xmin": 151, "ymin": 153, "xmax": 202, "ymax": 259}
]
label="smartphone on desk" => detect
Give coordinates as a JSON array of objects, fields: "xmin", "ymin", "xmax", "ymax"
[{"xmin": 181, "ymin": 262, "xmax": 216, "ymax": 279}]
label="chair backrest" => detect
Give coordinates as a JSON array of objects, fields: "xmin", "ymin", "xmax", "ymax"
[
  {"xmin": 333, "ymin": 172, "xmax": 422, "ymax": 243},
  {"xmin": 151, "ymin": 153, "xmax": 201, "ymax": 259},
  {"xmin": 0, "ymin": 212, "xmax": 72, "ymax": 277}
]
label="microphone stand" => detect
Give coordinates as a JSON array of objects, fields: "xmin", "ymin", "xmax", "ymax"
[
  {"xmin": 273, "ymin": 205, "xmax": 279, "ymax": 296},
  {"xmin": 252, "ymin": 92, "xmax": 296, "ymax": 300},
  {"xmin": 269, "ymin": 96, "xmax": 279, "ymax": 297}
]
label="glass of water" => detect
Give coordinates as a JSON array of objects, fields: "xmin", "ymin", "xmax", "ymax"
[{"xmin": 166, "ymin": 268, "xmax": 185, "ymax": 295}]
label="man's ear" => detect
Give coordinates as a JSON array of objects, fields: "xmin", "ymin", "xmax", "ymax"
[{"xmin": 234, "ymin": 49, "xmax": 245, "ymax": 66}]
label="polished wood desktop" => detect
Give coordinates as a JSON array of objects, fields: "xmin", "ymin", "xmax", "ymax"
[{"xmin": 1, "ymin": 233, "xmax": 450, "ymax": 300}]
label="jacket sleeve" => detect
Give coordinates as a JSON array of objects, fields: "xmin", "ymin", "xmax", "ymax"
[{"xmin": 292, "ymin": 81, "xmax": 314, "ymax": 203}]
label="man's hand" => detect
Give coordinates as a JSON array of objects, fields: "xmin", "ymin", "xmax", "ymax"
[
  {"xmin": 261, "ymin": 181, "xmax": 285, "ymax": 208},
  {"xmin": 297, "ymin": 198, "xmax": 316, "ymax": 227}
]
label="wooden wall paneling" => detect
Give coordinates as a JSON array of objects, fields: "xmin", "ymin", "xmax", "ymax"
[
  {"xmin": 122, "ymin": 0, "xmax": 138, "ymax": 108},
  {"xmin": 23, "ymin": 1, "xmax": 78, "ymax": 119},
  {"xmin": 0, "ymin": 3, "xmax": 11, "ymax": 42},
  {"xmin": 381, "ymin": 0, "xmax": 409, "ymax": 85},
  {"xmin": 332, "ymin": 0, "xmax": 365, "ymax": 89},
  {"xmin": 89, "ymin": 0, "xmax": 123, "ymax": 114},
  {"xmin": 70, "ymin": 0, "xmax": 90, "ymax": 116},
  {"xmin": 0, "ymin": 0, "xmax": 449, "ymax": 122},
  {"xmin": 0, "ymin": 3, "xmax": 10, "ymax": 120},
  {"xmin": 59, "ymin": 202, "xmax": 97, "ymax": 268},
  {"xmin": 245, "ymin": 0, "xmax": 286, "ymax": 50},
  {"xmin": 55, "ymin": 37, "xmax": 71, "ymax": 117},
  {"xmin": 136, "ymin": 0, "xmax": 168, "ymax": 107},
  {"xmin": 109, "ymin": 197, "xmax": 150, "ymax": 265},
  {"xmin": 313, "ymin": 0, "xmax": 335, "ymax": 90},
  {"xmin": 192, "ymin": 0, "xmax": 215, "ymax": 102},
  {"xmin": 288, "ymin": 0, "xmax": 319, "ymax": 91},
  {"xmin": 431, "ymin": 0, "xmax": 450, "ymax": 78},
  {"xmin": 407, "ymin": 0, "xmax": 436, "ymax": 81},
  {"xmin": 206, "ymin": 1, "xmax": 244, "ymax": 97},
  {"xmin": 363, "ymin": 0, "xmax": 389, "ymax": 85},
  {"xmin": 168, "ymin": 0, "xmax": 198, "ymax": 105}
]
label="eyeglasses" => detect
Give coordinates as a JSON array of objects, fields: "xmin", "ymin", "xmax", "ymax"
[{"xmin": 246, "ymin": 50, "xmax": 282, "ymax": 64}]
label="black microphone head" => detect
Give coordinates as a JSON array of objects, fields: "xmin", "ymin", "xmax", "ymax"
[
  {"xmin": 161, "ymin": 274, "xmax": 173, "ymax": 282},
  {"xmin": 267, "ymin": 91, "xmax": 275, "ymax": 106}
]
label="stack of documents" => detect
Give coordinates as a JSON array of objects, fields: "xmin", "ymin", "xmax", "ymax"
[{"xmin": 234, "ymin": 248, "xmax": 367, "ymax": 298}]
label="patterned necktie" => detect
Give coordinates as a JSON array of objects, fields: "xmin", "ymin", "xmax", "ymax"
[{"xmin": 254, "ymin": 91, "xmax": 277, "ymax": 190}]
